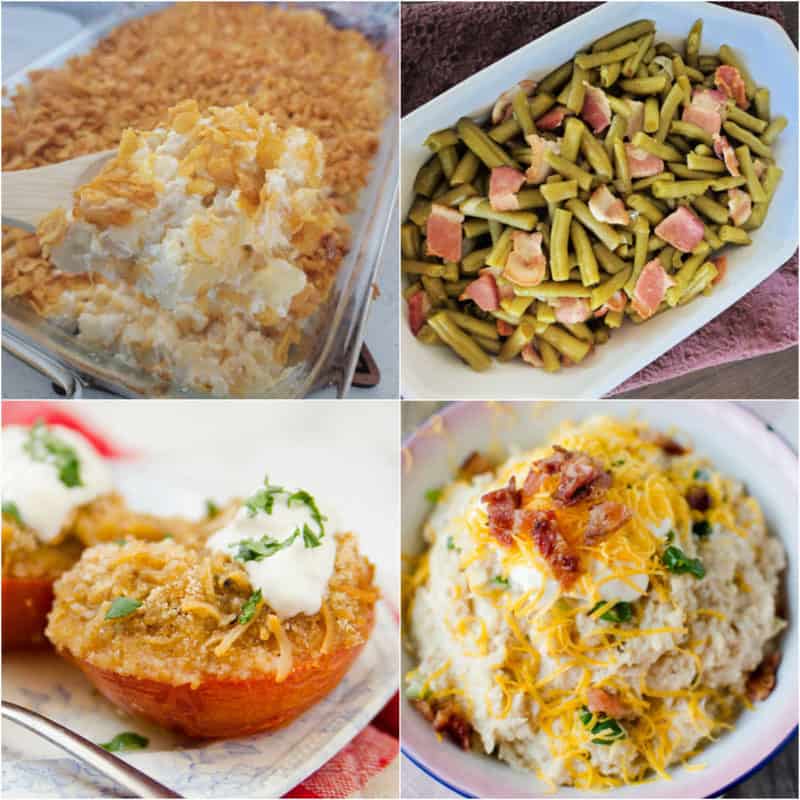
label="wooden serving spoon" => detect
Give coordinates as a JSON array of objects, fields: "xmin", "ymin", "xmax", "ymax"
[{"xmin": 2, "ymin": 149, "xmax": 115, "ymax": 231}]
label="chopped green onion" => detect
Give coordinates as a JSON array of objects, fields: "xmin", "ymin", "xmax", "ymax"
[
  {"xmin": 425, "ymin": 487, "xmax": 443, "ymax": 504},
  {"xmin": 2, "ymin": 501, "xmax": 23, "ymax": 525},
  {"xmin": 693, "ymin": 469, "xmax": 710, "ymax": 481},
  {"xmin": 100, "ymin": 732, "xmax": 149, "ymax": 752},
  {"xmin": 590, "ymin": 601, "xmax": 633, "ymax": 623},
  {"xmin": 661, "ymin": 545, "xmax": 705, "ymax": 579},
  {"xmin": 692, "ymin": 520, "xmax": 712, "ymax": 537},
  {"xmin": 232, "ymin": 529, "xmax": 300, "ymax": 562},
  {"xmin": 446, "ymin": 535, "xmax": 456, "ymax": 550},
  {"xmin": 205, "ymin": 499, "xmax": 220, "ymax": 518},
  {"xmin": 491, "ymin": 575, "xmax": 509, "ymax": 588},
  {"xmin": 23, "ymin": 420, "xmax": 83, "ymax": 488},
  {"xmin": 579, "ymin": 707, "xmax": 626, "ymax": 744},
  {"xmin": 105, "ymin": 597, "xmax": 143, "ymax": 620},
  {"xmin": 238, "ymin": 589, "xmax": 263, "ymax": 624}
]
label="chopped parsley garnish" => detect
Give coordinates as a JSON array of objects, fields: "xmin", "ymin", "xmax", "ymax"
[
  {"xmin": 100, "ymin": 732, "xmax": 149, "ymax": 752},
  {"xmin": 579, "ymin": 708, "xmax": 626, "ymax": 745},
  {"xmin": 23, "ymin": 421, "xmax": 83, "ymax": 488},
  {"xmin": 666, "ymin": 530, "xmax": 675, "ymax": 543},
  {"xmin": 238, "ymin": 589, "xmax": 263, "ymax": 624},
  {"xmin": 105, "ymin": 597, "xmax": 143, "ymax": 620},
  {"xmin": 425, "ymin": 487, "xmax": 443, "ymax": 504},
  {"xmin": 205, "ymin": 499, "xmax": 220, "ymax": 518},
  {"xmin": 693, "ymin": 469, "xmax": 710, "ymax": 481},
  {"xmin": 661, "ymin": 545, "xmax": 705, "ymax": 579},
  {"xmin": 491, "ymin": 575, "xmax": 509, "ymax": 588},
  {"xmin": 2, "ymin": 501, "xmax": 22, "ymax": 525},
  {"xmin": 611, "ymin": 459, "xmax": 626, "ymax": 467},
  {"xmin": 244, "ymin": 476, "xmax": 286, "ymax": 517},
  {"xmin": 692, "ymin": 520, "xmax": 712, "ymax": 537},
  {"xmin": 446, "ymin": 535, "xmax": 456, "ymax": 550},
  {"xmin": 233, "ymin": 529, "xmax": 300, "ymax": 562},
  {"xmin": 287, "ymin": 490, "xmax": 326, "ymax": 546},
  {"xmin": 590, "ymin": 601, "xmax": 633, "ymax": 624}
]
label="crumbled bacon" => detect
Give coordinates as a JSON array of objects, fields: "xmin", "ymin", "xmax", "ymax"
[
  {"xmin": 458, "ymin": 451, "xmax": 494, "ymax": 480},
  {"xmin": 746, "ymin": 652, "xmax": 780, "ymax": 702},
  {"xmin": 516, "ymin": 508, "xmax": 581, "ymax": 588},
  {"xmin": 481, "ymin": 476, "xmax": 521, "ymax": 545},
  {"xmin": 587, "ymin": 687, "xmax": 635, "ymax": 719},
  {"xmin": 585, "ymin": 502, "xmax": 632, "ymax": 544},
  {"xmin": 521, "ymin": 445, "xmax": 611, "ymax": 507},
  {"xmin": 412, "ymin": 699, "xmax": 473, "ymax": 750},
  {"xmin": 685, "ymin": 486, "xmax": 711, "ymax": 512},
  {"xmin": 649, "ymin": 433, "xmax": 688, "ymax": 455}
]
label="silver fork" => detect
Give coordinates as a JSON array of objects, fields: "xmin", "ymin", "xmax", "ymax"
[{"xmin": 2, "ymin": 701, "xmax": 182, "ymax": 798}]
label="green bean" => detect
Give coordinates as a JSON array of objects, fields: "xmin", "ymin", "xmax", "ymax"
[
  {"xmin": 432, "ymin": 179, "xmax": 450, "ymax": 199},
  {"xmin": 463, "ymin": 218, "xmax": 490, "ymax": 238},
  {"xmin": 550, "ymin": 208, "xmax": 573, "ymax": 282},
  {"xmin": 459, "ymin": 198, "xmax": 537, "ymax": 230},
  {"xmin": 510, "ymin": 87, "xmax": 536, "ymax": 137},
  {"xmin": 631, "ymin": 131, "xmax": 682, "ymax": 161},
  {"xmin": 709, "ymin": 176, "xmax": 746, "ymax": 191},
  {"xmin": 607, "ymin": 95, "xmax": 632, "ymax": 119},
  {"xmin": 643, "ymin": 96, "xmax": 659, "ymax": 133},
  {"xmin": 451, "ymin": 151, "xmax": 481, "ymax": 186},
  {"xmin": 669, "ymin": 120, "xmax": 713, "ymax": 145},
  {"xmin": 669, "ymin": 162, "xmax": 715, "ymax": 179},
  {"xmin": 421, "ymin": 275, "xmax": 448, "ymax": 306},
  {"xmin": 516, "ymin": 282, "xmax": 590, "ymax": 300},
  {"xmin": 537, "ymin": 61, "xmax": 573, "ymax": 96},
  {"xmin": 402, "ymin": 260, "xmax": 450, "ymax": 278},
  {"xmin": 435, "ymin": 183, "xmax": 479, "ymax": 208},
  {"xmin": 626, "ymin": 193, "xmax": 664, "ymax": 224},
  {"xmin": 540, "ymin": 325, "xmax": 592, "ymax": 362},
  {"xmin": 761, "ymin": 116, "xmax": 787, "ymax": 146},
  {"xmin": 692, "ymin": 195, "xmax": 729, "ymax": 225},
  {"xmin": 601, "ymin": 60, "xmax": 622, "ymax": 88},
  {"xmin": 656, "ymin": 83, "xmax": 685, "ymax": 143},
  {"xmin": 685, "ymin": 19, "xmax": 702, "ymax": 67},
  {"xmin": 619, "ymin": 75, "xmax": 667, "ymax": 95},
  {"xmin": 595, "ymin": 243, "xmax": 631, "ymax": 275},
  {"xmin": 693, "ymin": 143, "xmax": 713, "ymax": 157},
  {"xmin": 622, "ymin": 32, "xmax": 654, "ymax": 78},
  {"xmin": 703, "ymin": 225, "xmax": 723, "ymax": 250},
  {"xmin": 486, "ymin": 227, "xmax": 514, "ymax": 268},
  {"xmin": 580, "ymin": 128, "xmax": 614, "ymax": 179},
  {"xmin": 667, "ymin": 133, "xmax": 691, "ymax": 154},
  {"xmin": 537, "ymin": 337, "xmax": 561, "ymax": 371},
  {"xmin": 543, "ymin": 150, "xmax": 593, "ymax": 191},
  {"xmin": 735, "ymin": 145, "xmax": 767, "ymax": 203},
  {"xmin": 447, "ymin": 311, "xmax": 500, "ymax": 340},
  {"xmin": 427, "ymin": 312, "xmax": 491, "ymax": 371},
  {"xmin": 540, "ymin": 179, "xmax": 579, "ymax": 204},
  {"xmin": 475, "ymin": 335, "xmax": 502, "ymax": 355},
  {"xmin": 609, "ymin": 139, "xmax": 630, "ymax": 194},
  {"xmin": 742, "ymin": 203, "xmax": 768, "ymax": 231},
  {"xmin": 413, "ymin": 157, "xmax": 444, "ymax": 197},
  {"xmin": 444, "ymin": 280, "xmax": 471, "ymax": 297},
  {"xmin": 566, "ymin": 64, "xmax": 589, "ymax": 114},
  {"xmin": 458, "ymin": 117, "xmax": 518, "ymax": 168},
  {"xmin": 536, "ymin": 300, "xmax": 556, "ymax": 324},
  {"xmin": 624, "ymin": 215, "xmax": 650, "ymax": 294},
  {"xmin": 529, "ymin": 93, "xmax": 556, "ymax": 121},
  {"xmin": 564, "ymin": 321, "xmax": 594, "ymax": 342},
  {"xmin": 438, "ymin": 145, "xmax": 459, "ymax": 179},
  {"xmin": 415, "ymin": 323, "xmax": 442, "ymax": 346},
  {"xmin": 719, "ymin": 225, "xmax": 752, "ymax": 245},
  {"xmin": 725, "ymin": 103, "xmax": 768, "ymax": 134},
  {"xmin": 570, "ymin": 218, "xmax": 600, "ymax": 286},
  {"xmin": 697, "ymin": 55, "xmax": 720, "ymax": 74},
  {"xmin": 576, "ymin": 41, "xmax": 639, "ymax": 70},
  {"xmin": 461, "ymin": 247, "xmax": 492, "ymax": 274},
  {"xmin": 425, "ymin": 129, "xmax": 460, "ymax": 152},
  {"xmin": 561, "ymin": 117, "xmax": 585, "ymax": 163},
  {"xmin": 517, "ymin": 188, "xmax": 548, "ymax": 209},
  {"xmin": 402, "ymin": 222, "xmax": 422, "ymax": 260},
  {"xmin": 680, "ymin": 261, "xmax": 718, "ymax": 303},
  {"xmin": 665, "ymin": 243, "xmax": 710, "ymax": 306},
  {"xmin": 718, "ymin": 45, "xmax": 756, "ymax": 99},
  {"xmin": 498, "ymin": 318, "xmax": 536, "ymax": 361},
  {"xmin": 489, "ymin": 117, "xmax": 521, "ymax": 144},
  {"xmin": 408, "ymin": 197, "xmax": 431, "ymax": 227},
  {"xmin": 676, "ymin": 74, "xmax": 693, "ymax": 107},
  {"xmin": 753, "ymin": 88, "xmax": 770, "ymax": 121},
  {"xmin": 604, "ymin": 114, "xmax": 627, "ymax": 156},
  {"xmin": 566, "ymin": 198, "xmax": 623, "ymax": 251},
  {"xmin": 651, "ymin": 179, "xmax": 711, "ymax": 198},
  {"xmin": 591, "ymin": 20, "xmax": 655, "ymax": 53},
  {"xmin": 591, "ymin": 266, "xmax": 632, "ymax": 309},
  {"xmin": 500, "ymin": 295, "xmax": 535, "ymax": 321},
  {"xmin": 686, "ymin": 154, "xmax": 725, "ymax": 173},
  {"xmin": 604, "ymin": 310, "xmax": 623, "ymax": 328},
  {"xmin": 655, "ymin": 41, "xmax": 675, "ymax": 58},
  {"xmin": 761, "ymin": 164, "xmax": 783, "ymax": 203}
]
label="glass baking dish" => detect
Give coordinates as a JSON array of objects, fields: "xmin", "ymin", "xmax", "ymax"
[{"xmin": 2, "ymin": 1, "xmax": 398, "ymax": 398}]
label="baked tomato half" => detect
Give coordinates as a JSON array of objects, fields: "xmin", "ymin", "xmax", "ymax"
[
  {"xmin": 61, "ymin": 609, "xmax": 375, "ymax": 738},
  {"xmin": 2, "ymin": 576, "xmax": 55, "ymax": 650}
]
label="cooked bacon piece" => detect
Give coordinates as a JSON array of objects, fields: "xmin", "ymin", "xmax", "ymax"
[
  {"xmin": 521, "ymin": 465, "xmax": 546, "ymax": 501},
  {"xmin": 588, "ymin": 185, "xmax": 630, "ymax": 226},
  {"xmin": 527, "ymin": 445, "xmax": 612, "ymax": 507},
  {"xmin": 654, "ymin": 206, "xmax": 705, "ymax": 253},
  {"xmin": 536, "ymin": 105, "xmax": 571, "ymax": 131},
  {"xmin": 426, "ymin": 203, "xmax": 463, "ymax": 263},
  {"xmin": 460, "ymin": 272, "xmax": 500, "ymax": 311},
  {"xmin": 503, "ymin": 231, "xmax": 547, "ymax": 287},
  {"xmin": 491, "ymin": 80, "xmax": 536, "ymax": 124},
  {"xmin": 648, "ymin": 432, "xmax": 688, "ymax": 455},
  {"xmin": 624, "ymin": 99, "xmax": 644, "ymax": 139},
  {"xmin": 554, "ymin": 297, "xmax": 592, "ymax": 325},
  {"xmin": 711, "ymin": 254, "xmax": 727, "ymax": 285},
  {"xmin": 681, "ymin": 88, "xmax": 727, "ymax": 136},
  {"xmin": 458, "ymin": 451, "xmax": 494, "ymax": 480},
  {"xmin": 581, "ymin": 83, "xmax": 611, "ymax": 134},
  {"xmin": 412, "ymin": 699, "xmax": 473, "ymax": 750},
  {"xmin": 728, "ymin": 188, "xmax": 752, "ymax": 226},
  {"xmin": 631, "ymin": 257, "xmax": 674, "ymax": 320},
  {"xmin": 497, "ymin": 319, "xmax": 514, "ymax": 337},
  {"xmin": 746, "ymin": 652, "xmax": 780, "ymax": 702},
  {"xmin": 525, "ymin": 134, "xmax": 559, "ymax": 184},
  {"xmin": 712, "ymin": 133, "xmax": 741, "ymax": 177},
  {"xmin": 686, "ymin": 486, "xmax": 711, "ymax": 512},
  {"xmin": 625, "ymin": 144, "xmax": 664, "ymax": 178},
  {"xmin": 407, "ymin": 289, "xmax": 431, "ymax": 336},
  {"xmin": 481, "ymin": 476, "xmax": 521, "ymax": 545},
  {"xmin": 587, "ymin": 688, "xmax": 635, "ymax": 719},
  {"xmin": 521, "ymin": 342, "xmax": 544, "ymax": 368},
  {"xmin": 594, "ymin": 289, "xmax": 627, "ymax": 317},
  {"xmin": 715, "ymin": 65, "xmax": 748, "ymax": 110},
  {"xmin": 516, "ymin": 509, "xmax": 581, "ymax": 588},
  {"xmin": 489, "ymin": 166, "xmax": 526, "ymax": 211},
  {"xmin": 585, "ymin": 502, "xmax": 632, "ymax": 544}
]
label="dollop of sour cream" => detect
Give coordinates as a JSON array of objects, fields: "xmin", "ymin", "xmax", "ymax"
[
  {"xmin": 206, "ymin": 484, "xmax": 336, "ymax": 620},
  {"xmin": 2, "ymin": 424, "xmax": 114, "ymax": 543}
]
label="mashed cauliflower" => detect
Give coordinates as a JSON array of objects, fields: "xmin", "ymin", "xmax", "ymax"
[{"xmin": 406, "ymin": 417, "xmax": 786, "ymax": 789}]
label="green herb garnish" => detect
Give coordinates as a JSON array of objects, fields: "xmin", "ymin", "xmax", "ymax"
[
  {"xmin": 491, "ymin": 575, "xmax": 509, "ymax": 588},
  {"xmin": 425, "ymin": 487, "xmax": 443, "ymax": 504},
  {"xmin": 692, "ymin": 520, "xmax": 712, "ymax": 537},
  {"xmin": 301, "ymin": 523, "xmax": 322, "ymax": 549},
  {"xmin": 100, "ymin": 732, "xmax": 149, "ymax": 752},
  {"xmin": 288, "ymin": 489, "xmax": 326, "ymax": 545},
  {"xmin": 233, "ymin": 529, "xmax": 300, "ymax": 562},
  {"xmin": 23, "ymin": 421, "xmax": 83, "ymax": 488},
  {"xmin": 579, "ymin": 708, "xmax": 626, "ymax": 745},
  {"xmin": 693, "ymin": 469, "xmax": 710, "ymax": 481},
  {"xmin": 611, "ymin": 459, "xmax": 626, "ymax": 467},
  {"xmin": 661, "ymin": 545, "xmax": 705, "ymax": 579},
  {"xmin": 589, "ymin": 601, "xmax": 633, "ymax": 624},
  {"xmin": 2, "ymin": 501, "xmax": 23, "ymax": 525},
  {"xmin": 238, "ymin": 589, "xmax": 263, "ymax": 624},
  {"xmin": 205, "ymin": 499, "xmax": 220, "ymax": 518},
  {"xmin": 446, "ymin": 535, "xmax": 456, "ymax": 550},
  {"xmin": 405, "ymin": 675, "xmax": 431, "ymax": 701},
  {"xmin": 666, "ymin": 530, "xmax": 675, "ymax": 543},
  {"xmin": 244, "ymin": 476, "xmax": 286, "ymax": 517},
  {"xmin": 105, "ymin": 597, "xmax": 143, "ymax": 620}
]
